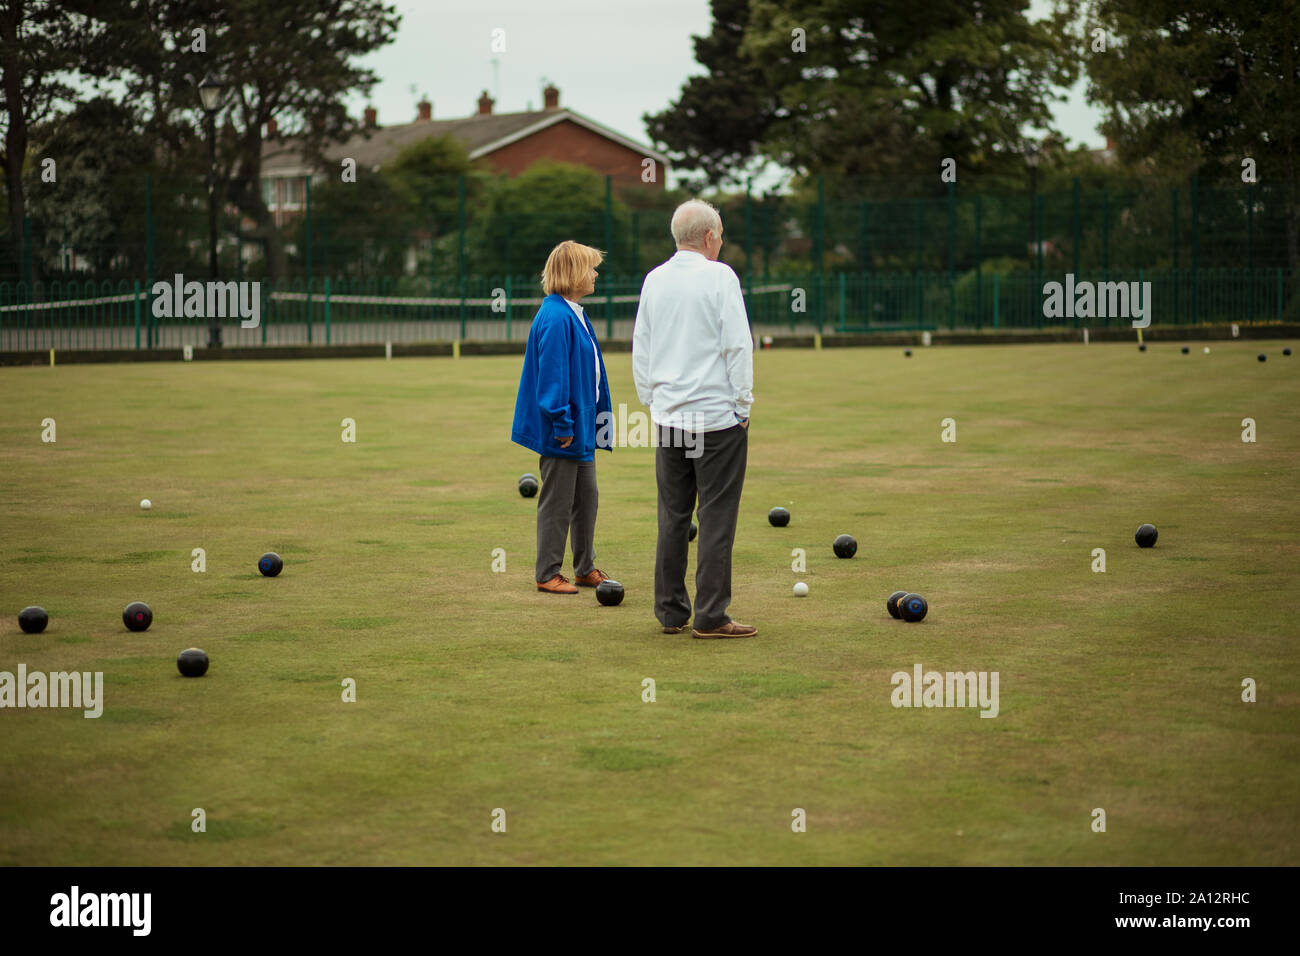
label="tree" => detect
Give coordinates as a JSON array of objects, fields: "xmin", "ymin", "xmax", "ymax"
[
  {"xmin": 642, "ymin": 0, "xmax": 776, "ymax": 189},
  {"xmin": 741, "ymin": 0, "xmax": 1082, "ymax": 197},
  {"xmin": 1081, "ymin": 0, "xmax": 1300, "ymax": 268},
  {"xmin": 25, "ymin": 97, "xmax": 157, "ymax": 277},
  {"xmin": 78, "ymin": 0, "xmax": 401, "ymax": 278},
  {"xmin": 387, "ymin": 135, "xmax": 482, "ymax": 239},
  {"xmin": 294, "ymin": 171, "xmax": 409, "ymax": 281},
  {"xmin": 469, "ymin": 162, "xmax": 632, "ymax": 280},
  {"xmin": 0, "ymin": 1, "xmax": 92, "ymax": 277},
  {"xmin": 650, "ymin": 0, "xmax": 1082, "ymax": 197}
]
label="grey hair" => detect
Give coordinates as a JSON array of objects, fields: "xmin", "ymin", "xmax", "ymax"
[{"xmin": 671, "ymin": 199, "xmax": 722, "ymax": 248}]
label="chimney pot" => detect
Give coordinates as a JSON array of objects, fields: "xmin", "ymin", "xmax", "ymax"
[
  {"xmin": 543, "ymin": 84, "xmax": 559, "ymax": 111},
  {"xmin": 417, "ymin": 98, "xmax": 432, "ymax": 121},
  {"xmin": 364, "ymin": 106, "xmax": 377, "ymax": 128},
  {"xmin": 477, "ymin": 90, "xmax": 494, "ymax": 116},
  {"xmin": 266, "ymin": 118, "xmax": 278, "ymax": 137}
]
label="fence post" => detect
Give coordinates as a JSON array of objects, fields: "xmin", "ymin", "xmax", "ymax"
[
  {"xmin": 1190, "ymin": 175, "xmax": 1198, "ymax": 326},
  {"xmin": 1171, "ymin": 186, "xmax": 1179, "ymax": 323},
  {"xmin": 914, "ymin": 201, "xmax": 923, "ymax": 327},
  {"xmin": 324, "ymin": 276, "xmax": 331, "ymax": 345},
  {"xmin": 815, "ymin": 176, "xmax": 825, "ymax": 274},
  {"xmin": 134, "ymin": 280, "xmax": 141, "ymax": 350},
  {"xmin": 837, "ymin": 271, "xmax": 845, "ymax": 331},
  {"xmin": 858, "ymin": 200, "xmax": 868, "ymax": 273},
  {"xmin": 604, "ymin": 175, "xmax": 613, "ymax": 338},
  {"xmin": 505, "ymin": 273, "xmax": 512, "ymax": 341},
  {"xmin": 975, "ymin": 196, "xmax": 983, "ymax": 329},
  {"xmin": 22, "ymin": 216, "xmax": 32, "ymax": 295},
  {"xmin": 632, "ymin": 211, "xmax": 640, "ymax": 277},
  {"xmin": 145, "ymin": 173, "xmax": 154, "ymax": 315},
  {"xmin": 458, "ymin": 174, "xmax": 466, "ymax": 335},
  {"xmin": 1102, "ymin": 189, "xmax": 1109, "ymax": 282},
  {"xmin": 1246, "ymin": 185, "xmax": 1254, "ymax": 320},
  {"xmin": 745, "ymin": 178, "xmax": 753, "ymax": 308},
  {"xmin": 1277, "ymin": 267, "xmax": 1282, "ymax": 323},
  {"xmin": 1035, "ymin": 194, "xmax": 1043, "ymax": 307},
  {"xmin": 1071, "ymin": 177, "xmax": 1080, "ymax": 283},
  {"xmin": 1246, "ymin": 183, "xmax": 1254, "ymax": 273},
  {"xmin": 306, "ymin": 178, "xmax": 313, "ymax": 343},
  {"xmin": 947, "ymin": 180, "xmax": 955, "ymax": 330},
  {"xmin": 993, "ymin": 272, "xmax": 1000, "ymax": 328}
]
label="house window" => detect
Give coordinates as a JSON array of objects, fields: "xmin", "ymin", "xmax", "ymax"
[
  {"xmin": 283, "ymin": 178, "xmax": 304, "ymax": 207},
  {"xmin": 261, "ymin": 178, "xmax": 276, "ymax": 208}
]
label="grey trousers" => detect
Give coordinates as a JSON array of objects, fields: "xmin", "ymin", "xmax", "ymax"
[
  {"xmin": 654, "ymin": 423, "xmax": 748, "ymax": 630},
  {"xmin": 536, "ymin": 455, "xmax": 599, "ymax": 582}
]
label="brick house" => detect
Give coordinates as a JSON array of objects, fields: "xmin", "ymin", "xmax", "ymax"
[{"xmin": 259, "ymin": 84, "xmax": 668, "ymax": 226}]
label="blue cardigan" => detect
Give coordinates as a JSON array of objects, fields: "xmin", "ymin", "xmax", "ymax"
[{"xmin": 511, "ymin": 294, "xmax": 612, "ymax": 461}]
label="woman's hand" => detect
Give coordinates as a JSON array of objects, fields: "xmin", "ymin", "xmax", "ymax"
[{"xmin": 557, "ymin": 436, "xmax": 574, "ymax": 448}]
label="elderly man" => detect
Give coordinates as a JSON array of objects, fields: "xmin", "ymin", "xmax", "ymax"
[{"xmin": 632, "ymin": 199, "xmax": 756, "ymax": 639}]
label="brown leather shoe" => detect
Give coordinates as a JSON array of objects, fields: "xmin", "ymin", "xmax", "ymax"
[
  {"xmin": 537, "ymin": 574, "xmax": 579, "ymax": 594},
  {"xmin": 692, "ymin": 621, "xmax": 757, "ymax": 639},
  {"xmin": 662, "ymin": 625, "xmax": 687, "ymax": 634},
  {"xmin": 574, "ymin": 568, "xmax": 609, "ymax": 587}
]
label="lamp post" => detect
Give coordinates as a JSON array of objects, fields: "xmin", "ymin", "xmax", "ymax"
[{"xmin": 199, "ymin": 72, "xmax": 225, "ymax": 348}]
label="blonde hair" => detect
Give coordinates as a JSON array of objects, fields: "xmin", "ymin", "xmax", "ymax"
[
  {"xmin": 541, "ymin": 240, "xmax": 605, "ymax": 297},
  {"xmin": 671, "ymin": 199, "xmax": 722, "ymax": 247}
]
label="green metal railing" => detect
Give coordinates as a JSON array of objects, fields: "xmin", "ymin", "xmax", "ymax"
[
  {"xmin": 12, "ymin": 175, "xmax": 1299, "ymax": 288},
  {"xmin": 0, "ymin": 268, "xmax": 1292, "ymax": 352}
]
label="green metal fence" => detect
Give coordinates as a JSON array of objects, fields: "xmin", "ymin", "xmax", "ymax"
[
  {"xmin": 9, "ymin": 174, "xmax": 1299, "ymax": 287},
  {"xmin": 2, "ymin": 268, "xmax": 1293, "ymax": 352}
]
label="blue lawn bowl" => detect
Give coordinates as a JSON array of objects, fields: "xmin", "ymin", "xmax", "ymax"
[
  {"xmin": 899, "ymin": 594, "xmax": 928, "ymax": 623},
  {"xmin": 258, "ymin": 552, "xmax": 283, "ymax": 577}
]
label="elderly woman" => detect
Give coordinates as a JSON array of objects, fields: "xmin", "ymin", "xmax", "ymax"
[{"xmin": 511, "ymin": 240, "xmax": 614, "ymax": 594}]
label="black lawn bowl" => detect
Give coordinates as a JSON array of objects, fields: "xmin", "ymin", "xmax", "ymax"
[
  {"xmin": 18, "ymin": 606, "xmax": 48, "ymax": 634},
  {"xmin": 688, "ymin": 521, "xmax": 698, "ymax": 542},
  {"xmin": 123, "ymin": 602, "xmax": 153, "ymax": 632},
  {"xmin": 1135, "ymin": 523, "xmax": 1158, "ymax": 548},
  {"xmin": 1139, "ymin": 343, "xmax": 1147, "ymax": 352},
  {"xmin": 1284, "ymin": 348, "xmax": 1292, "ymax": 356},
  {"xmin": 899, "ymin": 593, "xmax": 928, "ymax": 623},
  {"xmin": 1181, "ymin": 346, "xmax": 1189, "ymax": 354},
  {"xmin": 1258, "ymin": 353, "xmax": 1267, "ymax": 362},
  {"xmin": 595, "ymin": 580, "xmax": 625, "ymax": 607},
  {"xmin": 904, "ymin": 349, "xmax": 912, "ymax": 357},
  {"xmin": 177, "ymin": 648, "xmax": 209, "ymax": 678},
  {"xmin": 832, "ymin": 534, "xmax": 858, "ymax": 559},
  {"xmin": 518, "ymin": 473, "xmax": 539, "ymax": 498},
  {"xmin": 258, "ymin": 552, "xmax": 283, "ymax": 577},
  {"xmin": 768, "ymin": 507, "xmax": 791, "ymax": 527},
  {"xmin": 887, "ymin": 591, "xmax": 908, "ymax": 619}
]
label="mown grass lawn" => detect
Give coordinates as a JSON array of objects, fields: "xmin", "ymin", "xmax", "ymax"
[{"xmin": 1, "ymin": 339, "xmax": 1297, "ymax": 865}]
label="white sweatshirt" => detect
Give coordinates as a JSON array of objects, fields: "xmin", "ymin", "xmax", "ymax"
[{"xmin": 632, "ymin": 250, "xmax": 754, "ymax": 432}]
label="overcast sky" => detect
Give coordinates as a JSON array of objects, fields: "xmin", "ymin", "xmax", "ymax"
[{"xmin": 347, "ymin": 0, "xmax": 1104, "ymax": 188}]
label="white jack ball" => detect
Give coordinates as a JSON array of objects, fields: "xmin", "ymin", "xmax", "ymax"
[
  {"xmin": 140, "ymin": 499, "xmax": 152, "ymax": 510},
  {"xmin": 793, "ymin": 581, "xmax": 809, "ymax": 597}
]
